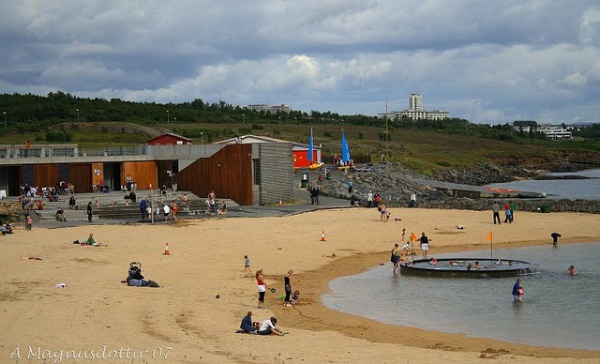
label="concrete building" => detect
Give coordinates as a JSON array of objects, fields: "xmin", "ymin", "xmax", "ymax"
[
  {"xmin": 0, "ymin": 136, "xmax": 295, "ymax": 205},
  {"xmin": 242, "ymin": 104, "xmax": 291, "ymax": 114},
  {"xmin": 379, "ymin": 93, "xmax": 450, "ymax": 121},
  {"xmin": 513, "ymin": 124, "xmax": 573, "ymax": 140}
]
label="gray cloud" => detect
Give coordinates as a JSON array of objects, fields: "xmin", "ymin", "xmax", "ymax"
[{"xmin": 1, "ymin": 0, "xmax": 599, "ymax": 123}]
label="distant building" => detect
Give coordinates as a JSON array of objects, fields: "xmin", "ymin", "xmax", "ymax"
[
  {"xmin": 146, "ymin": 132, "xmax": 193, "ymax": 146},
  {"xmin": 379, "ymin": 93, "xmax": 450, "ymax": 120},
  {"xmin": 242, "ymin": 104, "xmax": 291, "ymax": 114},
  {"xmin": 513, "ymin": 124, "xmax": 573, "ymax": 140},
  {"xmin": 215, "ymin": 134, "xmax": 321, "ymax": 169}
]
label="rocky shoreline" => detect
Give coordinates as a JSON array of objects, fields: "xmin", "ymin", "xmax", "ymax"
[{"xmin": 319, "ymin": 159, "xmax": 600, "ymax": 206}]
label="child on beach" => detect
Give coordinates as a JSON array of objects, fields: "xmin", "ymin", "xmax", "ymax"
[
  {"xmin": 378, "ymin": 204, "xmax": 391, "ymax": 222},
  {"xmin": 26, "ymin": 214, "xmax": 33, "ymax": 230},
  {"xmin": 244, "ymin": 255, "xmax": 251, "ymax": 274},
  {"xmin": 402, "ymin": 241, "xmax": 410, "ymax": 255}
]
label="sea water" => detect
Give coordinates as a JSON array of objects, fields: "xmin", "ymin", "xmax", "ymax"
[
  {"xmin": 322, "ymin": 243, "xmax": 600, "ymax": 350},
  {"xmin": 485, "ymin": 168, "xmax": 600, "ymax": 200}
]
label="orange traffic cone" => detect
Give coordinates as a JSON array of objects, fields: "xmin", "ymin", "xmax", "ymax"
[
  {"xmin": 163, "ymin": 242, "xmax": 171, "ymax": 255},
  {"xmin": 278, "ymin": 199, "xmax": 283, "ymax": 207},
  {"xmin": 320, "ymin": 230, "xmax": 327, "ymax": 241}
]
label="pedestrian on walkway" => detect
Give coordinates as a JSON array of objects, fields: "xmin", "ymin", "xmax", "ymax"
[{"xmin": 87, "ymin": 201, "xmax": 93, "ymax": 223}]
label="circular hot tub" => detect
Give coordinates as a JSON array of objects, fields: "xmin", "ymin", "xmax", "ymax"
[{"xmin": 399, "ymin": 258, "xmax": 539, "ymax": 278}]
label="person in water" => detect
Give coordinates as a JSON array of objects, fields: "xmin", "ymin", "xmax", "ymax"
[
  {"xmin": 568, "ymin": 265, "xmax": 577, "ymax": 276},
  {"xmin": 512, "ymin": 278, "xmax": 524, "ymax": 302}
]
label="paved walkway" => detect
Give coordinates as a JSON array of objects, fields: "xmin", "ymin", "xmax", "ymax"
[{"xmin": 11, "ymin": 188, "xmax": 352, "ymax": 229}]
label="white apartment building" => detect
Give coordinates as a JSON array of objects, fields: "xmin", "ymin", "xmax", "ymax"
[
  {"xmin": 409, "ymin": 93, "xmax": 423, "ymax": 111},
  {"xmin": 243, "ymin": 104, "xmax": 291, "ymax": 114},
  {"xmin": 379, "ymin": 93, "xmax": 450, "ymax": 120},
  {"xmin": 514, "ymin": 124, "xmax": 573, "ymax": 140}
]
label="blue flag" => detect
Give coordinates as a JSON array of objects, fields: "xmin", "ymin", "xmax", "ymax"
[{"xmin": 341, "ymin": 129, "xmax": 350, "ymax": 163}]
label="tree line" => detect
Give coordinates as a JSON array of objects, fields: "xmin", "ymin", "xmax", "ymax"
[{"xmin": 1, "ymin": 91, "xmax": 597, "ymax": 141}]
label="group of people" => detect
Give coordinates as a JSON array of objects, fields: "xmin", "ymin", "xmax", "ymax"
[
  {"xmin": 139, "ymin": 197, "xmax": 179, "ymax": 222},
  {"xmin": 365, "ymin": 191, "xmax": 382, "ymax": 208},
  {"xmin": 244, "ymin": 263, "xmax": 299, "ymax": 336},
  {"xmin": 1, "ymin": 223, "xmax": 14, "ymax": 235},
  {"xmin": 238, "ymin": 312, "xmax": 287, "ymax": 336},
  {"xmin": 390, "ymin": 232, "xmax": 431, "ymax": 274},
  {"xmin": 492, "ymin": 200, "xmax": 515, "ymax": 224},
  {"xmin": 308, "ymin": 183, "xmax": 320, "ymax": 205}
]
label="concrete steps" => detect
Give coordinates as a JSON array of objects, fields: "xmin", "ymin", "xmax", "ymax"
[{"xmin": 14, "ymin": 190, "xmax": 240, "ymax": 224}]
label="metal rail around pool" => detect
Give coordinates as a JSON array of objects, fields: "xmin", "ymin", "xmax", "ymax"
[{"xmin": 399, "ymin": 258, "xmax": 539, "ymax": 278}]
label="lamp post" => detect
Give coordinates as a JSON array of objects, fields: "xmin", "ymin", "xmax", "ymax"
[
  {"xmin": 76, "ymin": 109, "xmax": 80, "ymax": 122},
  {"xmin": 3, "ymin": 111, "xmax": 6, "ymax": 128},
  {"xmin": 201, "ymin": 132, "xmax": 205, "ymax": 153},
  {"xmin": 166, "ymin": 110, "xmax": 170, "ymax": 123}
]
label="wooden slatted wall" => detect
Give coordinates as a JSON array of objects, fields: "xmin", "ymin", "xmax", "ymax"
[{"xmin": 176, "ymin": 144, "xmax": 253, "ymax": 205}]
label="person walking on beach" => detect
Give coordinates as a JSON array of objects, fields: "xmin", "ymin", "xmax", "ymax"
[
  {"xmin": 512, "ymin": 278, "xmax": 524, "ymax": 302},
  {"xmin": 551, "ymin": 232, "xmax": 561, "ymax": 245},
  {"xmin": 256, "ymin": 269, "xmax": 267, "ymax": 309},
  {"xmin": 420, "ymin": 232, "xmax": 430, "ymax": 258},
  {"xmin": 283, "ymin": 270, "xmax": 293, "ymax": 306},
  {"xmin": 391, "ymin": 243, "xmax": 401, "ymax": 275},
  {"xmin": 244, "ymin": 255, "xmax": 252, "ymax": 274},
  {"xmin": 503, "ymin": 201, "xmax": 513, "ymax": 223},
  {"xmin": 492, "ymin": 201, "xmax": 501, "ymax": 225}
]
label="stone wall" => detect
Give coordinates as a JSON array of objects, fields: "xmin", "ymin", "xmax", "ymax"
[{"xmin": 402, "ymin": 198, "xmax": 600, "ymax": 214}]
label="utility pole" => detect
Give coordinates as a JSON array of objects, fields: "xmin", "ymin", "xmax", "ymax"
[{"xmin": 385, "ymin": 100, "xmax": 389, "ymax": 160}]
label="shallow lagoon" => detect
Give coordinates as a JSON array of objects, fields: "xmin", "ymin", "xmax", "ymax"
[{"xmin": 323, "ymin": 243, "xmax": 600, "ymax": 350}]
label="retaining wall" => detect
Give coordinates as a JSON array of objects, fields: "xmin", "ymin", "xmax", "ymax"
[{"xmin": 402, "ymin": 198, "xmax": 600, "ymax": 214}]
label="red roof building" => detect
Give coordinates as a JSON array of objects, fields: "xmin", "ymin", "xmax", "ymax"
[{"xmin": 146, "ymin": 132, "xmax": 193, "ymax": 146}]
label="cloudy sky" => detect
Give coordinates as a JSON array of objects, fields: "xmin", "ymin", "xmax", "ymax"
[{"xmin": 1, "ymin": 1, "xmax": 599, "ymax": 124}]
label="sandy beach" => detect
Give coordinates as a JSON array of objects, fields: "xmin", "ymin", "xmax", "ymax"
[{"xmin": 1, "ymin": 207, "xmax": 600, "ymax": 364}]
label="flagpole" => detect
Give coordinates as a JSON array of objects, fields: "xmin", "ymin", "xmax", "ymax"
[{"xmin": 489, "ymin": 231, "xmax": 493, "ymax": 259}]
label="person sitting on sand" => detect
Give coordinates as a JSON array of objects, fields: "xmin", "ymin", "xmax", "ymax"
[
  {"xmin": 1, "ymin": 224, "xmax": 11, "ymax": 235},
  {"xmin": 238, "ymin": 311, "xmax": 258, "ymax": 334},
  {"xmin": 257, "ymin": 317, "xmax": 286, "ymax": 336},
  {"xmin": 125, "ymin": 262, "xmax": 160, "ymax": 287},
  {"xmin": 290, "ymin": 290, "xmax": 300, "ymax": 305},
  {"xmin": 568, "ymin": 265, "xmax": 577, "ymax": 276}
]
